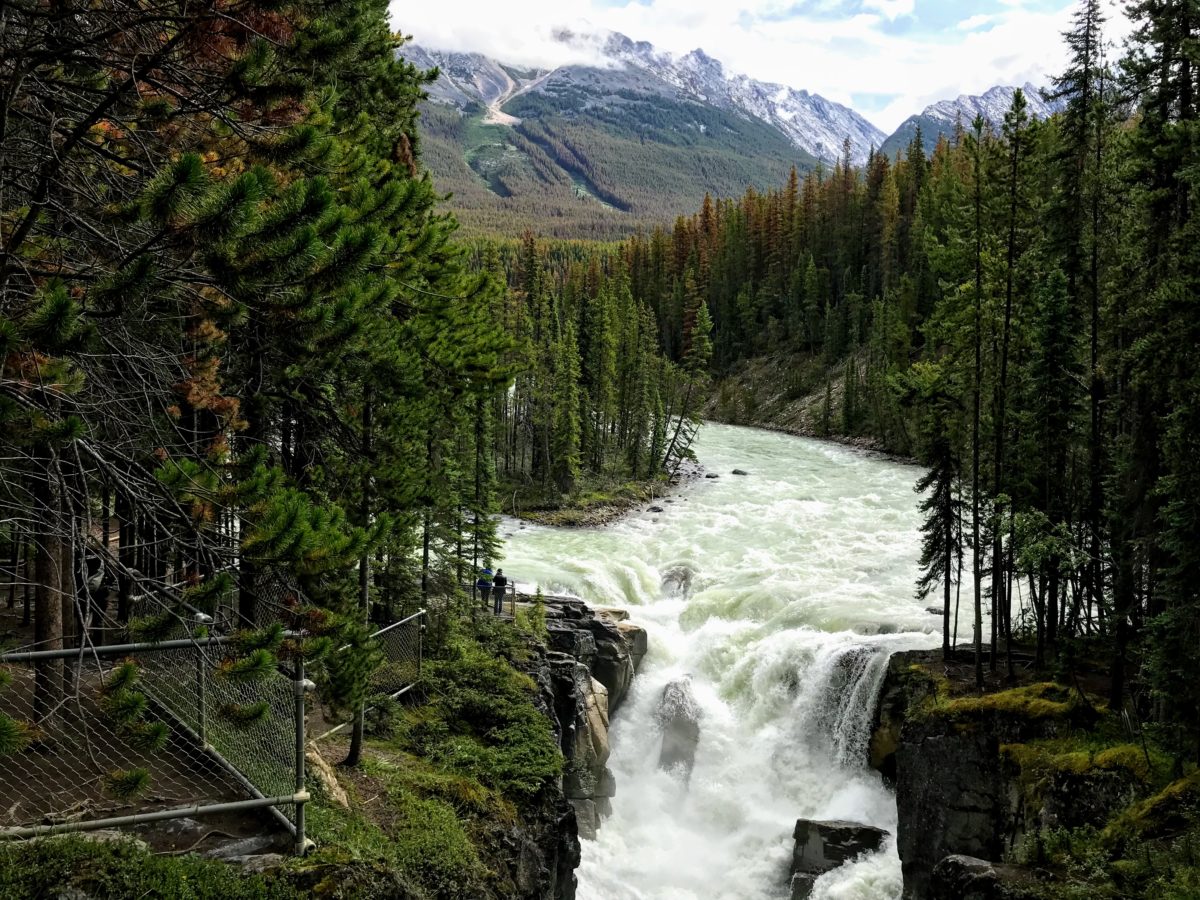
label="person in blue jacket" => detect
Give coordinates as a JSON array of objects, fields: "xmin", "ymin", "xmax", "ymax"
[{"xmin": 476, "ymin": 566, "xmax": 493, "ymax": 611}]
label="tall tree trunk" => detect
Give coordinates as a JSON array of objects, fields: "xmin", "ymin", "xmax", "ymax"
[
  {"xmin": 6, "ymin": 525, "xmax": 18, "ymax": 610},
  {"xmin": 991, "ymin": 119, "xmax": 1021, "ymax": 674},
  {"xmin": 33, "ymin": 447, "xmax": 64, "ymax": 723},
  {"xmin": 972, "ymin": 123, "xmax": 985, "ymax": 691},
  {"xmin": 345, "ymin": 386, "xmax": 372, "ymax": 768}
]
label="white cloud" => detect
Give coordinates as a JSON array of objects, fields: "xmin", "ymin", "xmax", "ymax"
[
  {"xmin": 389, "ymin": 0, "xmax": 1135, "ymax": 132},
  {"xmin": 956, "ymin": 13, "xmax": 996, "ymax": 31},
  {"xmin": 861, "ymin": 0, "xmax": 916, "ymax": 20}
]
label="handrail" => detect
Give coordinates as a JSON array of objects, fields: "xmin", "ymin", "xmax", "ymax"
[{"xmin": 371, "ymin": 608, "xmax": 427, "ymax": 638}]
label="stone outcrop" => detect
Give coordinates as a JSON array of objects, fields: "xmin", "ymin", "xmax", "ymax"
[
  {"xmin": 894, "ymin": 717, "xmax": 1006, "ymax": 897},
  {"xmin": 870, "ymin": 651, "xmax": 1151, "ymax": 900},
  {"xmin": 789, "ymin": 819, "xmax": 888, "ymax": 899},
  {"xmin": 543, "ymin": 596, "xmax": 641, "ymax": 713},
  {"xmin": 928, "ymin": 855, "xmax": 1040, "ymax": 900},
  {"xmin": 655, "ymin": 676, "xmax": 702, "ymax": 780},
  {"xmin": 538, "ymin": 597, "xmax": 647, "ymax": 841}
]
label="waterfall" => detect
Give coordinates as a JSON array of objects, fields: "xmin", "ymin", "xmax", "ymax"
[
  {"xmin": 799, "ymin": 644, "xmax": 893, "ymax": 768},
  {"xmin": 500, "ymin": 423, "xmax": 946, "ymax": 899}
]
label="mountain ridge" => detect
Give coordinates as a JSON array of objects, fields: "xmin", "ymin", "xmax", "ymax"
[
  {"xmin": 879, "ymin": 83, "xmax": 1064, "ymax": 158},
  {"xmin": 403, "ymin": 32, "xmax": 887, "ymax": 166},
  {"xmin": 401, "ymin": 35, "xmax": 1064, "ymax": 238}
]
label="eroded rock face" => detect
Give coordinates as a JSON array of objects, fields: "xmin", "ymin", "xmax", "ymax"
[
  {"xmin": 789, "ymin": 819, "xmax": 888, "ymax": 899},
  {"xmin": 543, "ymin": 596, "xmax": 639, "ymax": 712},
  {"xmin": 656, "ymin": 676, "xmax": 702, "ymax": 780},
  {"xmin": 539, "ymin": 597, "xmax": 646, "ymax": 842},
  {"xmin": 615, "ymin": 622, "xmax": 648, "ymax": 671},
  {"xmin": 896, "ymin": 721, "xmax": 1005, "ymax": 899},
  {"xmin": 871, "ymin": 651, "xmax": 1146, "ymax": 900}
]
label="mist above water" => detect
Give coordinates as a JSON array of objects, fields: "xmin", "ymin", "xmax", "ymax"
[{"xmin": 499, "ymin": 423, "xmax": 943, "ymax": 900}]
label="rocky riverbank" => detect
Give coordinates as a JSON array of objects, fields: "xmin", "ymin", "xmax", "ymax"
[{"xmin": 869, "ymin": 650, "xmax": 1200, "ymax": 899}]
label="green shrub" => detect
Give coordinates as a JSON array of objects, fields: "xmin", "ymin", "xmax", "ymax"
[{"xmin": 402, "ymin": 629, "xmax": 561, "ymax": 798}]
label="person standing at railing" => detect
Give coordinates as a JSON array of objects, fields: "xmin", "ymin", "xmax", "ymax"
[
  {"xmin": 492, "ymin": 568, "xmax": 508, "ymax": 616},
  {"xmin": 476, "ymin": 566, "xmax": 493, "ymax": 613}
]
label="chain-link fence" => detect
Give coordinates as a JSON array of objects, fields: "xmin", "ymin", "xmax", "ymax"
[
  {"xmin": 0, "ymin": 636, "xmax": 309, "ymax": 848},
  {"xmin": 368, "ymin": 611, "xmax": 424, "ymax": 698},
  {"xmin": 0, "ymin": 601, "xmax": 426, "ymax": 846},
  {"xmin": 313, "ymin": 610, "xmax": 426, "ymax": 740}
]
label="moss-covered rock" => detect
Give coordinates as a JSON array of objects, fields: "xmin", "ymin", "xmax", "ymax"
[{"xmin": 1101, "ymin": 772, "xmax": 1200, "ymax": 852}]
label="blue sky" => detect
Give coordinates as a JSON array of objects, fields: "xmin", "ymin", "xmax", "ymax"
[{"xmin": 390, "ymin": 0, "xmax": 1131, "ymax": 131}]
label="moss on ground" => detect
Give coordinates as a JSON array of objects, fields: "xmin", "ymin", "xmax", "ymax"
[
  {"xmin": 1101, "ymin": 771, "xmax": 1200, "ymax": 851},
  {"xmin": 933, "ymin": 682, "xmax": 1084, "ymax": 721},
  {"xmin": 0, "ymin": 836, "xmax": 301, "ymax": 900}
]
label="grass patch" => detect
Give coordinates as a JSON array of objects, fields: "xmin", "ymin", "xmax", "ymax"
[
  {"xmin": 397, "ymin": 623, "xmax": 561, "ymax": 798},
  {"xmin": 306, "ymin": 783, "xmax": 485, "ymax": 900},
  {"xmin": 307, "ymin": 617, "xmax": 563, "ymax": 897}
]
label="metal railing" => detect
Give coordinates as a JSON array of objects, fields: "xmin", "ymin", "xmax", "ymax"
[
  {"xmin": 314, "ymin": 610, "xmax": 426, "ymax": 741},
  {"xmin": 0, "ymin": 597, "xmax": 427, "ymax": 849},
  {"xmin": 0, "ymin": 634, "xmax": 310, "ymax": 851},
  {"xmin": 465, "ymin": 582, "xmax": 517, "ymax": 619}
]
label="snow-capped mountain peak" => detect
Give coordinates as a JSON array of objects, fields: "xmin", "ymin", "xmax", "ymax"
[
  {"xmin": 402, "ymin": 32, "xmax": 887, "ymax": 165},
  {"xmin": 923, "ymin": 82, "xmax": 1060, "ymax": 127}
]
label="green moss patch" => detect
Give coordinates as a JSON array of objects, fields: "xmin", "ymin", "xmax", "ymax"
[
  {"xmin": 1101, "ymin": 772, "xmax": 1200, "ymax": 851},
  {"xmin": 932, "ymin": 682, "xmax": 1086, "ymax": 723},
  {"xmin": 0, "ymin": 836, "xmax": 299, "ymax": 900}
]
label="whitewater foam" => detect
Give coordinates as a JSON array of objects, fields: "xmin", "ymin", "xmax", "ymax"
[{"xmin": 500, "ymin": 423, "xmax": 946, "ymax": 899}]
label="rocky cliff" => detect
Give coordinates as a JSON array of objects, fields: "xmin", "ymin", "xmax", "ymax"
[
  {"xmin": 536, "ymin": 598, "xmax": 646, "ymax": 841},
  {"xmin": 869, "ymin": 651, "xmax": 1167, "ymax": 900}
]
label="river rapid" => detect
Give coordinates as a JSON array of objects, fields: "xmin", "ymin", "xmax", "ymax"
[{"xmin": 499, "ymin": 422, "xmax": 946, "ymax": 900}]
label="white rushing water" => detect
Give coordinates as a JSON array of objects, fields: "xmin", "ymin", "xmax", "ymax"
[{"xmin": 499, "ymin": 423, "xmax": 946, "ymax": 900}]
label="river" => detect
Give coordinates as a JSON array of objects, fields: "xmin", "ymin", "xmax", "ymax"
[{"xmin": 499, "ymin": 422, "xmax": 946, "ymax": 900}]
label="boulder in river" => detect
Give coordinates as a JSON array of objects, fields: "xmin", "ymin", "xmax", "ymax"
[
  {"xmin": 790, "ymin": 819, "xmax": 888, "ymax": 899},
  {"xmin": 732, "ymin": 469, "xmax": 750, "ymax": 476},
  {"xmin": 649, "ymin": 506, "xmax": 665, "ymax": 513},
  {"xmin": 705, "ymin": 473, "xmax": 720, "ymax": 479},
  {"xmin": 656, "ymin": 676, "xmax": 702, "ymax": 781},
  {"xmin": 661, "ymin": 564, "xmax": 693, "ymax": 597}
]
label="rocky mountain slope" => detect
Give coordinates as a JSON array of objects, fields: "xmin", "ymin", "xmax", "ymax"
[
  {"xmin": 879, "ymin": 83, "xmax": 1063, "ymax": 159},
  {"xmin": 401, "ymin": 34, "xmax": 1060, "ymax": 239},
  {"xmin": 400, "ymin": 34, "xmax": 881, "ymax": 238}
]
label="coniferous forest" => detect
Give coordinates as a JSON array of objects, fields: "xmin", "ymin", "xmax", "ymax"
[
  {"xmin": 499, "ymin": 0, "xmax": 1199, "ymax": 769},
  {"xmin": 3, "ymin": 0, "xmax": 1200, "ymax": 897}
]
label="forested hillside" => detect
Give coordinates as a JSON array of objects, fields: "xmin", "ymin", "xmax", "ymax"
[
  {"xmin": 583, "ymin": 0, "xmax": 1200, "ymax": 766},
  {"xmin": 0, "ymin": 0, "xmax": 686, "ymax": 893},
  {"xmin": 3, "ymin": 0, "xmax": 1200, "ymax": 895}
]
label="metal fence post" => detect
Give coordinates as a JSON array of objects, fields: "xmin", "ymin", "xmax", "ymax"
[
  {"xmin": 196, "ymin": 644, "xmax": 207, "ymax": 746},
  {"xmin": 293, "ymin": 654, "xmax": 308, "ymax": 855}
]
